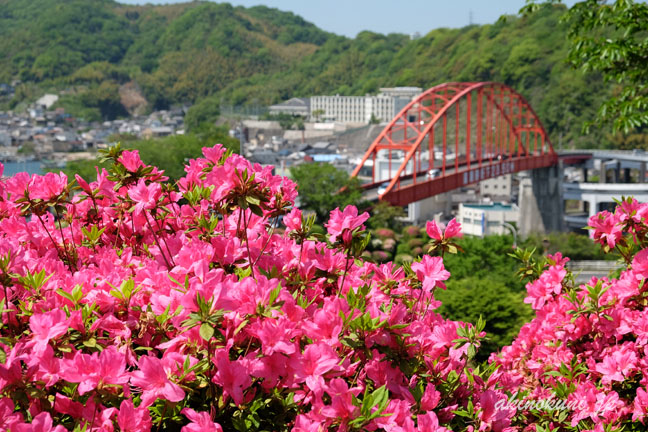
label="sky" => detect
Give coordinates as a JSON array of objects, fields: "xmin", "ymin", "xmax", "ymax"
[{"xmin": 117, "ymin": 0, "xmax": 578, "ymax": 38}]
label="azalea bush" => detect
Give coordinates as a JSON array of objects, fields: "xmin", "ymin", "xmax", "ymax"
[
  {"xmin": 492, "ymin": 198, "xmax": 648, "ymax": 431},
  {"xmin": 0, "ymin": 145, "xmax": 511, "ymax": 431},
  {"xmin": 2, "ymin": 144, "xmax": 647, "ymax": 431}
]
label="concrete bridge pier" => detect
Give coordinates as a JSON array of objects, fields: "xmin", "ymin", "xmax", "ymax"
[
  {"xmin": 519, "ymin": 164, "xmax": 564, "ymax": 236},
  {"xmin": 406, "ymin": 192, "xmax": 452, "ymax": 225}
]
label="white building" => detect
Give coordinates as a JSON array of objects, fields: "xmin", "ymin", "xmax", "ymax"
[
  {"xmin": 35, "ymin": 94, "xmax": 59, "ymax": 109},
  {"xmin": 310, "ymin": 87, "xmax": 422, "ymax": 124},
  {"xmin": 311, "ymin": 95, "xmax": 365, "ymax": 123},
  {"xmin": 480, "ymin": 174, "xmax": 512, "ymax": 197},
  {"xmin": 268, "ymin": 97, "xmax": 310, "ymax": 117},
  {"xmin": 458, "ymin": 203, "xmax": 519, "ymax": 237}
]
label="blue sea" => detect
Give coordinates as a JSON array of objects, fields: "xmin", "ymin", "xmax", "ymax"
[{"xmin": 1, "ymin": 160, "xmax": 44, "ymax": 177}]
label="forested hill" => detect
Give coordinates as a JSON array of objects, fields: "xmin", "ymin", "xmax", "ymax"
[{"xmin": 0, "ymin": 0, "xmax": 627, "ymax": 147}]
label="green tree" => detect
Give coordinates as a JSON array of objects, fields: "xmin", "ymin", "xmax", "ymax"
[
  {"xmin": 185, "ymin": 96, "xmax": 221, "ymax": 132},
  {"xmin": 522, "ymin": 0, "xmax": 648, "ymax": 132},
  {"xmin": 436, "ymin": 277, "xmax": 532, "ymax": 362},
  {"xmin": 290, "ymin": 163, "xmax": 364, "ymax": 222},
  {"xmin": 435, "ymin": 234, "xmax": 535, "ymax": 361},
  {"xmin": 366, "ymin": 201, "xmax": 405, "ymax": 231}
]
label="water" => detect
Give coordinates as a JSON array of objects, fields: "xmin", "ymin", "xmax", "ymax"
[{"xmin": 1, "ymin": 160, "xmax": 44, "ymax": 177}]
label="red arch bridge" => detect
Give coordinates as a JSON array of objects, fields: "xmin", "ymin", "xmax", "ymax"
[{"xmin": 350, "ymin": 82, "xmax": 558, "ymax": 206}]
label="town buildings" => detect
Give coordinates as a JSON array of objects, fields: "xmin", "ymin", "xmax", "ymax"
[
  {"xmin": 310, "ymin": 87, "xmax": 422, "ymax": 124},
  {"xmin": 458, "ymin": 203, "xmax": 520, "ymax": 237}
]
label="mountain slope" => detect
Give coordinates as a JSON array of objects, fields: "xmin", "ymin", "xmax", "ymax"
[{"xmin": 0, "ymin": 1, "xmax": 619, "ymax": 147}]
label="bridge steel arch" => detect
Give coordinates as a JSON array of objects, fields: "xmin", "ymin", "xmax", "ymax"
[{"xmin": 351, "ymin": 82, "xmax": 558, "ymax": 206}]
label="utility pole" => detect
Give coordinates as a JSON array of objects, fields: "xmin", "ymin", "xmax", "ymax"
[{"xmin": 238, "ymin": 124, "xmax": 244, "ymax": 156}]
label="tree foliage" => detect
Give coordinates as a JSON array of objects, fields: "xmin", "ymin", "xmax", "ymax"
[
  {"xmin": 436, "ymin": 277, "xmax": 532, "ymax": 362},
  {"xmin": 522, "ymin": 0, "xmax": 648, "ymax": 133},
  {"xmin": 184, "ymin": 96, "xmax": 221, "ymax": 132},
  {"xmin": 289, "ymin": 163, "xmax": 364, "ymax": 222}
]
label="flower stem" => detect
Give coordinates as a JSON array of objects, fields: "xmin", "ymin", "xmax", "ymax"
[
  {"xmin": 242, "ymin": 210, "xmax": 256, "ymax": 280},
  {"xmin": 145, "ymin": 212, "xmax": 172, "ymax": 270},
  {"xmin": 35, "ymin": 212, "xmax": 72, "ymax": 272},
  {"xmin": 339, "ymin": 248, "xmax": 352, "ymax": 293}
]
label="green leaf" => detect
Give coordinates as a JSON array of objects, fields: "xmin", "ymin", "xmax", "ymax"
[{"xmin": 199, "ymin": 322, "xmax": 214, "ymax": 341}]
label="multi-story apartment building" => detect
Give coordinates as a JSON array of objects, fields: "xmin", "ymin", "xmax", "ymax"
[{"xmin": 310, "ymin": 87, "xmax": 421, "ymax": 124}]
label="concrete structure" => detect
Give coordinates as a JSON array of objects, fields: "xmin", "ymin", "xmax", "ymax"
[
  {"xmin": 310, "ymin": 95, "xmax": 366, "ymax": 123},
  {"xmin": 560, "ymin": 150, "xmax": 648, "ymax": 230},
  {"xmin": 480, "ymin": 174, "xmax": 512, "ymax": 197},
  {"xmin": 35, "ymin": 94, "xmax": 59, "ymax": 109},
  {"xmin": 567, "ymin": 260, "xmax": 620, "ymax": 284},
  {"xmin": 563, "ymin": 183, "xmax": 648, "ymax": 229},
  {"xmin": 310, "ymin": 87, "xmax": 421, "ymax": 124},
  {"xmin": 519, "ymin": 165, "xmax": 564, "ymax": 236},
  {"xmin": 268, "ymin": 98, "xmax": 310, "ymax": 117},
  {"xmin": 458, "ymin": 203, "xmax": 519, "ymax": 237}
]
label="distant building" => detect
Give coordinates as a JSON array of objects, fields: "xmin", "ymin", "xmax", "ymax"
[
  {"xmin": 458, "ymin": 203, "xmax": 519, "ymax": 237},
  {"xmin": 268, "ymin": 97, "xmax": 310, "ymax": 117},
  {"xmin": 480, "ymin": 174, "xmax": 512, "ymax": 197},
  {"xmin": 310, "ymin": 87, "xmax": 422, "ymax": 124},
  {"xmin": 35, "ymin": 94, "xmax": 59, "ymax": 109}
]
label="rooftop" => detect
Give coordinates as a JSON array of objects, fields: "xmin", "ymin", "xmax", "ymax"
[{"xmin": 463, "ymin": 203, "xmax": 516, "ymax": 211}]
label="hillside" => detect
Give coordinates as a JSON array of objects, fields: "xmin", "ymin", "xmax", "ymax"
[{"xmin": 0, "ymin": 0, "xmax": 624, "ymax": 148}]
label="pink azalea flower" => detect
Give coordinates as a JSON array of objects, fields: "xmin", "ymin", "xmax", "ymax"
[
  {"xmin": 29, "ymin": 172, "xmax": 68, "ymax": 201},
  {"xmin": 421, "ymin": 384, "xmax": 441, "ymax": 411},
  {"xmin": 181, "ymin": 408, "xmax": 223, "ymax": 432},
  {"xmin": 325, "ymin": 205, "xmax": 369, "ymax": 244},
  {"xmin": 60, "ymin": 346, "xmax": 129, "ymax": 395},
  {"xmin": 202, "ymin": 145, "xmax": 226, "ymax": 164},
  {"xmin": 0, "ymin": 398, "xmax": 23, "ymax": 431},
  {"xmin": 247, "ymin": 316, "xmax": 299, "ymax": 356},
  {"xmin": 426, "ymin": 218, "xmax": 462, "ymax": 240},
  {"xmin": 477, "ymin": 390, "xmax": 514, "ymax": 431},
  {"xmin": 291, "ymin": 343, "xmax": 342, "ymax": 385},
  {"xmin": 418, "ymin": 411, "xmax": 449, "ymax": 432},
  {"xmin": 320, "ymin": 378, "xmax": 361, "ymax": 422},
  {"xmin": 615, "ymin": 197, "xmax": 642, "ymax": 223},
  {"xmin": 523, "ymin": 265, "xmax": 566, "ymax": 310},
  {"xmin": 131, "ymin": 355, "xmax": 185, "ymax": 407},
  {"xmin": 117, "ymin": 400, "xmax": 152, "ymax": 432},
  {"xmin": 13, "ymin": 411, "xmax": 67, "ymax": 432},
  {"xmin": 632, "ymin": 248, "xmax": 648, "ymax": 280},
  {"xmin": 411, "ymin": 255, "xmax": 450, "ymax": 292},
  {"xmin": 4, "ymin": 171, "xmax": 31, "ymax": 199},
  {"xmin": 74, "ymin": 174, "xmax": 92, "ymax": 194},
  {"xmin": 633, "ymin": 387, "xmax": 648, "ymax": 423},
  {"xmin": 128, "ymin": 179, "xmax": 161, "ymax": 216},
  {"xmin": 588, "ymin": 210, "xmax": 623, "ymax": 248},
  {"xmin": 293, "ymin": 414, "xmax": 324, "ymax": 432},
  {"xmin": 212, "ymin": 349, "xmax": 252, "ymax": 405},
  {"xmin": 373, "ymin": 399, "xmax": 415, "ymax": 431},
  {"xmin": 29, "ymin": 309, "xmax": 69, "ymax": 354},
  {"xmin": 118, "ymin": 150, "xmax": 144, "ymax": 172},
  {"xmin": 284, "ymin": 208, "xmax": 302, "ymax": 232},
  {"xmin": 595, "ymin": 345, "xmax": 638, "ymax": 385},
  {"xmin": 301, "ymin": 298, "xmax": 343, "ymax": 345}
]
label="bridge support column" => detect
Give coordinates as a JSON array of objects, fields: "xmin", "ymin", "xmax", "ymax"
[
  {"xmin": 588, "ymin": 198, "xmax": 599, "ymax": 219},
  {"xmin": 519, "ymin": 164, "xmax": 564, "ymax": 236},
  {"xmin": 408, "ymin": 192, "xmax": 452, "ymax": 225}
]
